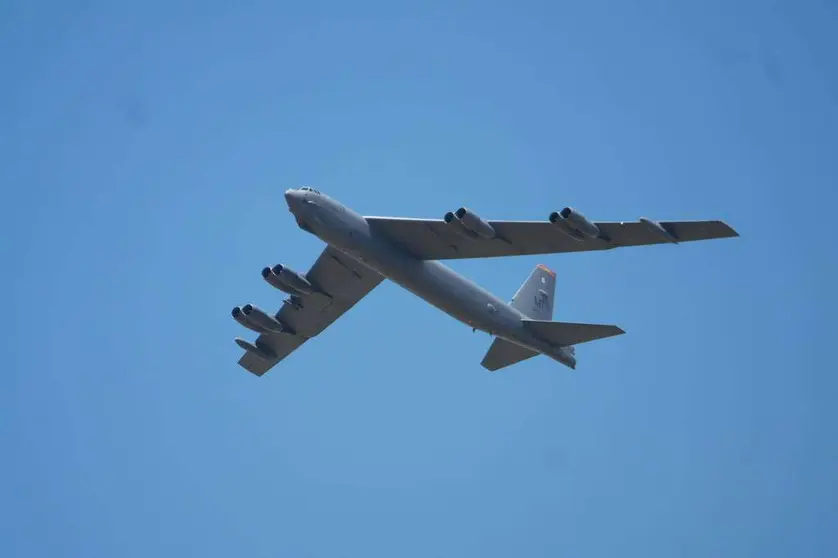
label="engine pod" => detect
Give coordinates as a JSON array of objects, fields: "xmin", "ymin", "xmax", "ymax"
[
  {"xmin": 548, "ymin": 211, "xmax": 585, "ymax": 241},
  {"xmin": 454, "ymin": 207, "xmax": 496, "ymax": 239},
  {"xmin": 444, "ymin": 211, "xmax": 478, "ymax": 240},
  {"xmin": 241, "ymin": 304, "xmax": 288, "ymax": 334},
  {"xmin": 232, "ymin": 306, "xmax": 268, "ymax": 333},
  {"xmin": 272, "ymin": 264, "xmax": 314, "ymax": 295},
  {"xmin": 262, "ymin": 265, "xmax": 314, "ymax": 295},
  {"xmin": 558, "ymin": 207, "xmax": 600, "ymax": 238}
]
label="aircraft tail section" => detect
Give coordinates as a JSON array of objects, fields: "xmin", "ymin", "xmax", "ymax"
[
  {"xmin": 509, "ymin": 264, "xmax": 556, "ymax": 320},
  {"xmin": 480, "ymin": 264, "xmax": 623, "ymax": 371},
  {"xmin": 480, "ymin": 264, "xmax": 556, "ymax": 371},
  {"xmin": 481, "ymin": 338, "xmax": 539, "ymax": 371}
]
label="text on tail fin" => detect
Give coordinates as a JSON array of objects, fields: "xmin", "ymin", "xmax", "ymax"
[{"xmin": 510, "ymin": 264, "xmax": 557, "ymax": 320}]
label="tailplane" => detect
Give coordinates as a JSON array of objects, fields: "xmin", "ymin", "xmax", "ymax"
[
  {"xmin": 521, "ymin": 319, "xmax": 625, "ymax": 347},
  {"xmin": 481, "ymin": 338, "xmax": 538, "ymax": 371},
  {"xmin": 480, "ymin": 264, "xmax": 624, "ymax": 371}
]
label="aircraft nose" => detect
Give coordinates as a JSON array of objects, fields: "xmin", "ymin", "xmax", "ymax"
[{"xmin": 284, "ymin": 188, "xmax": 300, "ymax": 209}]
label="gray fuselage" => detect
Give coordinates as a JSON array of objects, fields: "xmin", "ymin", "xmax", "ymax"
[{"xmin": 284, "ymin": 188, "xmax": 575, "ymax": 368}]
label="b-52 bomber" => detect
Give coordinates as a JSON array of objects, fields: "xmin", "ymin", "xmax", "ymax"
[{"xmin": 232, "ymin": 188, "xmax": 738, "ymax": 376}]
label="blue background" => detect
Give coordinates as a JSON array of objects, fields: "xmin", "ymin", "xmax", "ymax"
[{"xmin": 2, "ymin": 1, "xmax": 836, "ymax": 556}]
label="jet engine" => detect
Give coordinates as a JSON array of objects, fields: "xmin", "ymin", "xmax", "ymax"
[
  {"xmin": 232, "ymin": 306, "xmax": 267, "ymax": 333},
  {"xmin": 549, "ymin": 207, "xmax": 601, "ymax": 239},
  {"xmin": 262, "ymin": 264, "xmax": 314, "ymax": 295},
  {"xmin": 234, "ymin": 337, "xmax": 277, "ymax": 360},
  {"xmin": 453, "ymin": 207, "xmax": 496, "ymax": 239},
  {"xmin": 240, "ymin": 303, "xmax": 289, "ymax": 334}
]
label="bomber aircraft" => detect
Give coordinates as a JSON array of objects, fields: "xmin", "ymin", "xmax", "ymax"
[{"xmin": 232, "ymin": 188, "xmax": 738, "ymax": 375}]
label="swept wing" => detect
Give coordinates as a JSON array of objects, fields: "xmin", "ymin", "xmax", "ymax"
[
  {"xmin": 237, "ymin": 246, "xmax": 383, "ymax": 376},
  {"xmin": 366, "ymin": 216, "xmax": 738, "ymax": 260}
]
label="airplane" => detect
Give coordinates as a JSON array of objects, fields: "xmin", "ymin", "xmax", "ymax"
[{"xmin": 232, "ymin": 187, "xmax": 739, "ymax": 376}]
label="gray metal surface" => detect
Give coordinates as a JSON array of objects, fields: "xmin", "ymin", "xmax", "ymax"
[
  {"xmin": 481, "ymin": 338, "xmax": 539, "ymax": 372},
  {"xmin": 233, "ymin": 187, "xmax": 739, "ymax": 376},
  {"xmin": 508, "ymin": 264, "xmax": 557, "ymax": 321},
  {"xmin": 364, "ymin": 216, "xmax": 738, "ymax": 260}
]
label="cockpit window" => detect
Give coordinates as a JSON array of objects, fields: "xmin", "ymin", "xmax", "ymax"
[{"xmin": 300, "ymin": 186, "xmax": 321, "ymax": 194}]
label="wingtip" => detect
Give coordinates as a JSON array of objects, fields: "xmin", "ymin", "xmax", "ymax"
[
  {"xmin": 719, "ymin": 221, "xmax": 740, "ymax": 238},
  {"xmin": 605, "ymin": 325, "xmax": 626, "ymax": 337}
]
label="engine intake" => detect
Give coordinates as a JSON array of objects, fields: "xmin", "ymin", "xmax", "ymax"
[
  {"xmin": 262, "ymin": 264, "xmax": 313, "ymax": 295},
  {"xmin": 241, "ymin": 303, "xmax": 289, "ymax": 334},
  {"xmin": 549, "ymin": 207, "xmax": 600, "ymax": 239},
  {"xmin": 232, "ymin": 306, "xmax": 268, "ymax": 333},
  {"xmin": 453, "ymin": 207, "xmax": 496, "ymax": 239}
]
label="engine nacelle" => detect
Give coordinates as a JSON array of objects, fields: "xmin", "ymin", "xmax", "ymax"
[
  {"xmin": 262, "ymin": 264, "xmax": 313, "ymax": 295},
  {"xmin": 234, "ymin": 337, "xmax": 277, "ymax": 360},
  {"xmin": 240, "ymin": 303, "xmax": 289, "ymax": 334},
  {"xmin": 454, "ymin": 207, "xmax": 496, "ymax": 239},
  {"xmin": 444, "ymin": 211, "xmax": 474, "ymax": 239},
  {"xmin": 232, "ymin": 306, "xmax": 267, "ymax": 333},
  {"xmin": 549, "ymin": 207, "xmax": 600, "ymax": 239}
]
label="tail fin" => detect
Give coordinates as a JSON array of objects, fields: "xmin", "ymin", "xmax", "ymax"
[
  {"xmin": 480, "ymin": 264, "xmax": 557, "ymax": 371},
  {"xmin": 509, "ymin": 264, "xmax": 556, "ymax": 320}
]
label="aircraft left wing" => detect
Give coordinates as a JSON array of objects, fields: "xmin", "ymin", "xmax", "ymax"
[
  {"xmin": 237, "ymin": 246, "xmax": 384, "ymax": 376},
  {"xmin": 366, "ymin": 212, "xmax": 738, "ymax": 260}
]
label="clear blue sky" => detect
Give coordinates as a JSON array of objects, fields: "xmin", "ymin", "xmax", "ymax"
[{"xmin": 2, "ymin": 1, "xmax": 836, "ymax": 556}]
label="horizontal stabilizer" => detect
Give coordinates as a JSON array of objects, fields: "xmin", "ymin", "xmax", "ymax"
[
  {"xmin": 481, "ymin": 337, "xmax": 539, "ymax": 372},
  {"xmin": 522, "ymin": 319, "xmax": 625, "ymax": 347}
]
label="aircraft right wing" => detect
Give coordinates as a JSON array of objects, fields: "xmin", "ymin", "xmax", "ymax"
[
  {"xmin": 365, "ymin": 214, "xmax": 738, "ymax": 261},
  {"xmin": 237, "ymin": 246, "xmax": 384, "ymax": 376}
]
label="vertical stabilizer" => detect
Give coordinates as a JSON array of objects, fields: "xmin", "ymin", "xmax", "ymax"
[{"xmin": 509, "ymin": 264, "xmax": 556, "ymax": 320}]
